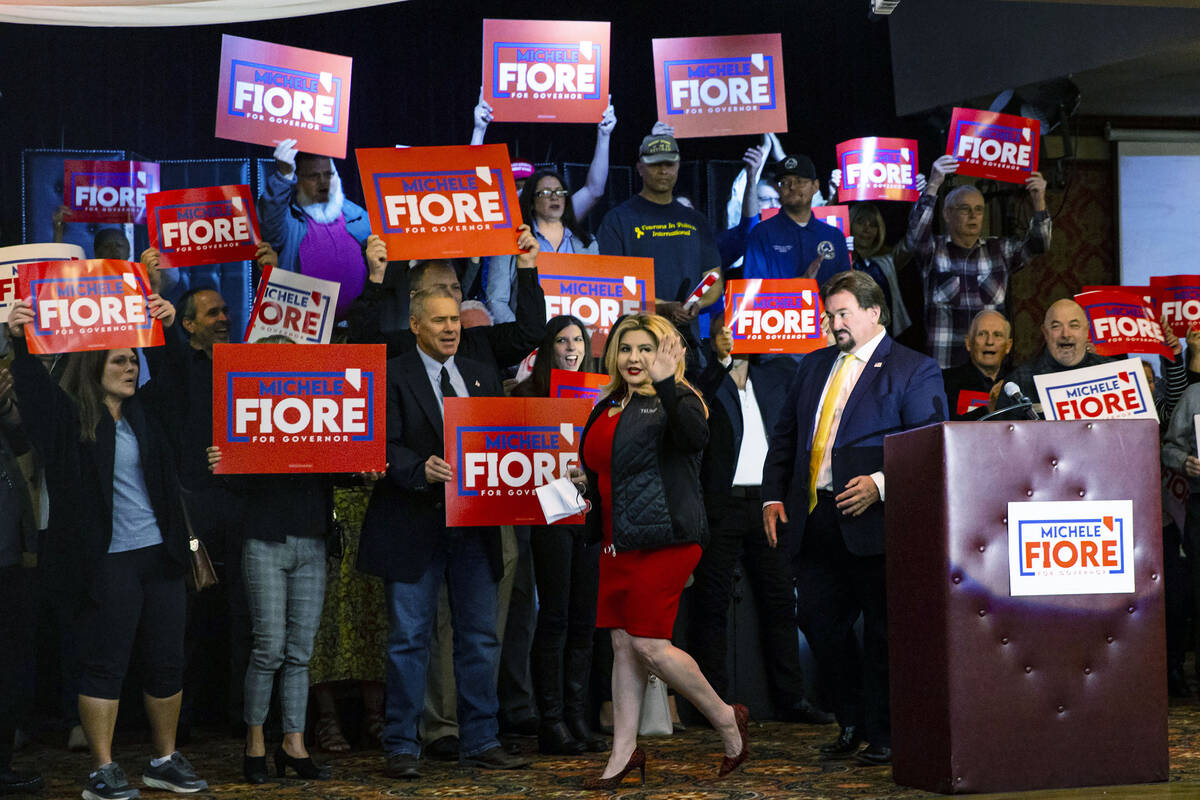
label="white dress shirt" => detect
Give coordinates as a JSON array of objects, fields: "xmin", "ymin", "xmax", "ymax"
[
  {"xmin": 810, "ymin": 327, "xmax": 887, "ymax": 500},
  {"xmin": 417, "ymin": 347, "xmax": 468, "ymax": 417}
]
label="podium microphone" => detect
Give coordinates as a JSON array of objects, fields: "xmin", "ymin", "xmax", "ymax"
[{"xmin": 1003, "ymin": 382, "xmax": 1039, "ymax": 420}]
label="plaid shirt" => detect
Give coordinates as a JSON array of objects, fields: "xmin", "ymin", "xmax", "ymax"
[{"xmin": 906, "ymin": 194, "xmax": 1051, "ymax": 368}]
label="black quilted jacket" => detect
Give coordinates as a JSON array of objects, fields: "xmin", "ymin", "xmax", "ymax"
[{"xmin": 579, "ymin": 378, "xmax": 709, "ymax": 552}]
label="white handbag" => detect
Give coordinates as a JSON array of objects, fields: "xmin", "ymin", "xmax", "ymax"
[{"xmin": 638, "ymin": 673, "xmax": 674, "ymax": 736}]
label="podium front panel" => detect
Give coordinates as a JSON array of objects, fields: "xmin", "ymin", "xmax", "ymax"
[{"xmin": 885, "ymin": 420, "xmax": 1166, "ymax": 794}]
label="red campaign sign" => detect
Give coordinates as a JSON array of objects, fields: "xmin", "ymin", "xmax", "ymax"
[
  {"xmin": 811, "ymin": 205, "xmax": 850, "ymax": 239},
  {"xmin": 445, "ymin": 397, "xmax": 593, "ymax": 526},
  {"xmin": 212, "ymin": 343, "xmax": 386, "ymax": 474},
  {"xmin": 724, "ymin": 278, "xmax": 824, "ymax": 355},
  {"xmin": 1074, "ymin": 289, "xmax": 1173, "ymax": 359},
  {"xmin": 946, "ymin": 107, "xmax": 1040, "ymax": 184},
  {"xmin": 1082, "ymin": 285, "xmax": 1156, "ymax": 313},
  {"xmin": 1149, "ymin": 275, "xmax": 1200, "ymax": 337},
  {"xmin": 63, "ymin": 160, "xmax": 160, "ymax": 224},
  {"xmin": 18, "ymin": 259, "xmax": 163, "ymax": 355},
  {"xmin": 836, "ymin": 137, "xmax": 919, "ymax": 202},
  {"xmin": 146, "ymin": 185, "xmax": 261, "ymax": 268},
  {"xmin": 482, "ymin": 19, "xmax": 611, "ymax": 124},
  {"xmin": 956, "ymin": 390, "xmax": 991, "ymax": 417},
  {"xmin": 652, "ymin": 34, "xmax": 788, "ymax": 139},
  {"xmin": 357, "ymin": 144, "xmax": 522, "ymax": 260},
  {"xmin": 548, "ymin": 369, "xmax": 608, "ymax": 403},
  {"xmin": 536, "ymin": 252, "xmax": 655, "ymax": 357},
  {"xmin": 215, "ymin": 34, "xmax": 353, "ymax": 159}
]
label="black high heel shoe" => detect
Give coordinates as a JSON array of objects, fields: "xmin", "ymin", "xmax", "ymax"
[
  {"xmin": 581, "ymin": 746, "xmax": 646, "ymax": 789},
  {"xmin": 243, "ymin": 753, "xmax": 268, "ymax": 784},
  {"xmin": 273, "ymin": 747, "xmax": 331, "ymax": 780}
]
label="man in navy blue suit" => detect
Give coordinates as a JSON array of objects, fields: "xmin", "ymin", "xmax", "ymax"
[{"xmin": 762, "ymin": 271, "xmax": 946, "ymax": 766}]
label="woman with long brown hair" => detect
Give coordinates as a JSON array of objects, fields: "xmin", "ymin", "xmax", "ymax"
[
  {"xmin": 575, "ymin": 314, "xmax": 749, "ymax": 789},
  {"xmin": 7, "ymin": 297, "xmax": 206, "ymax": 800}
]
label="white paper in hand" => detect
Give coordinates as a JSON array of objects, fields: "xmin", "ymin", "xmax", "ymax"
[{"xmin": 535, "ymin": 476, "xmax": 588, "ymax": 524}]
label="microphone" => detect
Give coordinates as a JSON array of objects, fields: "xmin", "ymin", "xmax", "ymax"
[
  {"xmin": 1002, "ymin": 381, "xmax": 1039, "ymax": 420},
  {"xmin": 1003, "ymin": 382, "xmax": 1030, "ymax": 405}
]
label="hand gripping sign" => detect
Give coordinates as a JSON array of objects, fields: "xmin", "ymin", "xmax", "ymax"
[
  {"xmin": 0, "ymin": 243, "xmax": 84, "ymax": 324},
  {"xmin": 724, "ymin": 278, "xmax": 824, "ymax": 355},
  {"xmin": 1149, "ymin": 275, "xmax": 1200, "ymax": 338},
  {"xmin": 64, "ymin": 160, "xmax": 160, "ymax": 224},
  {"xmin": 147, "ymin": 185, "xmax": 261, "ymax": 269},
  {"xmin": 1073, "ymin": 289, "xmax": 1174, "ymax": 360},
  {"xmin": 1034, "ymin": 357, "xmax": 1158, "ymax": 423},
  {"xmin": 536, "ymin": 252, "xmax": 655, "ymax": 357},
  {"xmin": 215, "ymin": 34, "xmax": 353, "ymax": 159},
  {"xmin": 652, "ymin": 34, "xmax": 788, "ymax": 138},
  {"xmin": 835, "ymin": 137, "xmax": 920, "ymax": 203},
  {"xmin": 445, "ymin": 397, "xmax": 593, "ymax": 526},
  {"xmin": 482, "ymin": 19, "xmax": 610, "ymax": 124},
  {"xmin": 18, "ymin": 259, "xmax": 163, "ymax": 355},
  {"xmin": 1007, "ymin": 499, "xmax": 1135, "ymax": 597},
  {"xmin": 245, "ymin": 264, "xmax": 340, "ymax": 344},
  {"xmin": 213, "ymin": 343, "xmax": 386, "ymax": 474},
  {"xmin": 357, "ymin": 144, "xmax": 522, "ymax": 260},
  {"xmin": 548, "ymin": 369, "xmax": 608, "ymax": 404},
  {"xmin": 946, "ymin": 107, "xmax": 1040, "ymax": 184}
]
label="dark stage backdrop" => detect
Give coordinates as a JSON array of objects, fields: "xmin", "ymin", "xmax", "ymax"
[{"xmin": 0, "ymin": 0, "xmax": 931, "ymax": 247}]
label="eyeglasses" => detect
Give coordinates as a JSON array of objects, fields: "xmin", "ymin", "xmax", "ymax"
[{"xmin": 535, "ymin": 189, "xmax": 570, "ymax": 199}]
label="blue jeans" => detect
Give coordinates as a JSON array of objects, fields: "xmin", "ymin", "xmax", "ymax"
[
  {"xmin": 242, "ymin": 535, "xmax": 326, "ymax": 732},
  {"xmin": 383, "ymin": 530, "xmax": 500, "ymax": 758}
]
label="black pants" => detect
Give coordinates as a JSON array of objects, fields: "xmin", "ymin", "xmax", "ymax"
[
  {"xmin": 793, "ymin": 494, "xmax": 889, "ymax": 747},
  {"xmin": 498, "ymin": 525, "xmax": 536, "ymax": 723},
  {"xmin": 1163, "ymin": 521, "xmax": 1193, "ymax": 670},
  {"xmin": 77, "ymin": 545, "xmax": 187, "ymax": 700},
  {"xmin": 0, "ymin": 565, "xmax": 35, "ymax": 770},
  {"xmin": 689, "ymin": 494, "xmax": 808, "ymax": 712}
]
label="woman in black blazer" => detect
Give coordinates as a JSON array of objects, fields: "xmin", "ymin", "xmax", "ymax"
[{"xmin": 8, "ymin": 298, "xmax": 206, "ymax": 800}]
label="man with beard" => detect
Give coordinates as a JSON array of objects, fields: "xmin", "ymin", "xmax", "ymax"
[
  {"xmin": 258, "ymin": 138, "xmax": 374, "ymax": 319},
  {"xmin": 1004, "ymin": 298, "xmax": 1111, "ymax": 402},
  {"xmin": 742, "ymin": 154, "xmax": 851, "ymax": 286},
  {"xmin": 761, "ymin": 271, "xmax": 945, "ymax": 767}
]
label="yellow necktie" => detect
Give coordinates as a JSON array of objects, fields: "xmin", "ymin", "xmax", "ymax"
[{"xmin": 809, "ymin": 355, "xmax": 855, "ymax": 512}]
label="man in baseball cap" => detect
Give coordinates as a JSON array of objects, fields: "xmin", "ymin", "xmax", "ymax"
[
  {"xmin": 597, "ymin": 125, "xmax": 721, "ymax": 342},
  {"xmin": 742, "ymin": 153, "xmax": 850, "ymax": 286}
]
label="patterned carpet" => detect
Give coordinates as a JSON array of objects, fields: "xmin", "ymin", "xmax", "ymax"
[{"xmin": 14, "ymin": 700, "xmax": 1200, "ymax": 800}]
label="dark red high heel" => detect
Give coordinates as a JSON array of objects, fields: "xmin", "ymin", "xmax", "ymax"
[
  {"xmin": 718, "ymin": 704, "xmax": 750, "ymax": 778},
  {"xmin": 581, "ymin": 746, "xmax": 646, "ymax": 789}
]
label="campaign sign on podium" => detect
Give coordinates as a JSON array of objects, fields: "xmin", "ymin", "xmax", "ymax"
[{"xmin": 1033, "ymin": 357, "xmax": 1157, "ymax": 422}]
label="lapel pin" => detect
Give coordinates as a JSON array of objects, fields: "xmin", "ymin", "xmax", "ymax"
[
  {"xmin": 873, "ymin": 362, "xmax": 883, "ymax": 368},
  {"xmin": 474, "ymin": 379, "xmax": 480, "ymax": 387}
]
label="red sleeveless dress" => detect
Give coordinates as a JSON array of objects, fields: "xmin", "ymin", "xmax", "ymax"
[{"xmin": 582, "ymin": 407, "xmax": 702, "ymax": 639}]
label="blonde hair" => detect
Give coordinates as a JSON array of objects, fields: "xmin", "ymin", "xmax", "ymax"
[{"xmin": 601, "ymin": 314, "xmax": 706, "ymax": 415}]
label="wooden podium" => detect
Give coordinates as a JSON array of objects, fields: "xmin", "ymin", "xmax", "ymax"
[{"xmin": 884, "ymin": 420, "xmax": 1167, "ymax": 794}]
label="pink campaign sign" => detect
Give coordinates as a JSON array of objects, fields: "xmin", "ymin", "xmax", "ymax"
[{"xmin": 215, "ymin": 34, "xmax": 353, "ymax": 159}]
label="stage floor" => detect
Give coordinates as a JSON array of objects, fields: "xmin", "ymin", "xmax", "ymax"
[{"xmin": 12, "ymin": 700, "xmax": 1200, "ymax": 800}]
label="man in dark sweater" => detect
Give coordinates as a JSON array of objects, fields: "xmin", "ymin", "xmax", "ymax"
[
  {"xmin": 1005, "ymin": 299, "xmax": 1112, "ymax": 404},
  {"xmin": 942, "ymin": 310, "xmax": 1012, "ymax": 419}
]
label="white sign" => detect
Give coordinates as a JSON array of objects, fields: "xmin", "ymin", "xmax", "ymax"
[
  {"xmin": 0, "ymin": 243, "xmax": 85, "ymax": 323},
  {"xmin": 245, "ymin": 264, "xmax": 340, "ymax": 345},
  {"xmin": 1008, "ymin": 500, "xmax": 1135, "ymax": 596},
  {"xmin": 1033, "ymin": 357, "xmax": 1157, "ymax": 422}
]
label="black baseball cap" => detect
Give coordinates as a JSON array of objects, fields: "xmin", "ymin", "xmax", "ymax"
[{"xmin": 776, "ymin": 154, "xmax": 817, "ymax": 180}]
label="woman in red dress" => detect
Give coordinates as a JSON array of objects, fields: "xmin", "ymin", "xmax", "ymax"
[{"xmin": 576, "ymin": 314, "xmax": 749, "ymax": 789}]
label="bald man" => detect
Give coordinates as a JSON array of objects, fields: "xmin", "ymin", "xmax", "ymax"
[
  {"xmin": 1004, "ymin": 299, "xmax": 1112, "ymax": 401},
  {"xmin": 905, "ymin": 154, "xmax": 1049, "ymax": 369},
  {"xmin": 942, "ymin": 310, "xmax": 1013, "ymax": 419}
]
